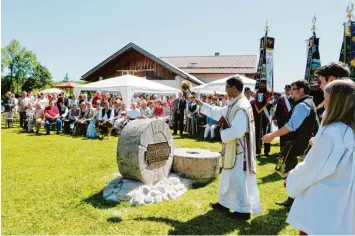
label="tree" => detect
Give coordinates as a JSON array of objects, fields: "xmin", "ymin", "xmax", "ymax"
[
  {"xmin": 22, "ymin": 63, "xmax": 53, "ymax": 92},
  {"xmin": 63, "ymin": 73, "xmax": 70, "ymax": 82},
  {"xmin": 1, "ymin": 39, "xmax": 53, "ymax": 95}
]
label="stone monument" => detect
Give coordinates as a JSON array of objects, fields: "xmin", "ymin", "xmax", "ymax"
[
  {"xmin": 117, "ymin": 119, "xmax": 174, "ymax": 184},
  {"xmin": 173, "ymin": 148, "xmax": 221, "ymax": 183}
]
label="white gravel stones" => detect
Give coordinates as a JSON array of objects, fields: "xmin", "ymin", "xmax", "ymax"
[{"xmin": 103, "ymin": 175, "xmax": 187, "ymax": 206}]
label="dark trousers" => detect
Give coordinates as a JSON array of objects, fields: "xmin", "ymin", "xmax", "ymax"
[
  {"xmin": 20, "ymin": 111, "xmax": 26, "ymax": 128},
  {"xmin": 278, "ymin": 122, "xmax": 286, "ymax": 150},
  {"xmin": 255, "ymin": 113, "xmax": 270, "ymax": 155},
  {"xmin": 173, "ymin": 113, "xmax": 184, "ymax": 135}
]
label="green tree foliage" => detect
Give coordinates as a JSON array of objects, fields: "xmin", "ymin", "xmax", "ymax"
[
  {"xmin": 1, "ymin": 39, "xmax": 53, "ymax": 96},
  {"xmin": 63, "ymin": 73, "xmax": 70, "ymax": 82}
]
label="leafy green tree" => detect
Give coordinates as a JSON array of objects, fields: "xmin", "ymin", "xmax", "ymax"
[{"xmin": 1, "ymin": 39, "xmax": 53, "ymax": 95}]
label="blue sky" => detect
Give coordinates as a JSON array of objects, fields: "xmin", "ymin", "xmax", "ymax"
[{"xmin": 1, "ymin": 0, "xmax": 351, "ymax": 91}]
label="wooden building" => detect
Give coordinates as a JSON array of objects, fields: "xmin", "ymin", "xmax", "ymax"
[{"xmin": 81, "ymin": 43, "xmax": 204, "ymax": 89}]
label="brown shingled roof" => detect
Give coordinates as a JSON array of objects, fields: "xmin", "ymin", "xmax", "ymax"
[{"xmin": 160, "ymin": 55, "xmax": 257, "ymax": 74}]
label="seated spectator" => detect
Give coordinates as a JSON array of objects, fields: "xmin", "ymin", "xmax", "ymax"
[
  {"xmin": 128, "ymin": 102, "xmax": 141, "ymax": 120},
  {"xmin": 29, "ymin": 102, "xmax": 44, "ymax": 134},
  {"xmin": 25, "ymin": 104, "xmax": 35, "ymax": 133},
  {"xmin": 153, "ymin": 100, "xmax": 164, "ymax": 117},
  {"xmin": 69, "ymin": 95, "xmax": 79, "ymax": 108},
  {"xmin": 68, "ymin": 103, "xmax": 80, "ymax": 133},
  {"xmin": 96, "ymin": 101, "xmax": 114, "ymax": 138},
  {"xmin": 91, "ymin": 91, "xmax": 102, "ymax": 108},
  {"xmin": 44, "ymin": 101, "xmax": 62, "ymax": 135},
  {"xmin": 139, "ymin": 101, "xmax": 152, "ymax": 119},
  {"xmin": 113, "ymin": 103, "xmax": 128, "ymax": 135},
  {"xmin": 204, "ymin": 114, "xmax": 218, "ymax": 141},
  {"xmin": 162, "ymin": 102, "xmax": 171, "ymax": 124},
  {"xmin": 113, "ymin": 100, "xmax": 121, "ymax": 118},
  {"xmin": 76, "ymin": 102, "xmax": 95, "ymax": 136}
]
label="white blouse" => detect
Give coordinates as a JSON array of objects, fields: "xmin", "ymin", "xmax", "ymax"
[{"xmin": 286, "ymin": 122, "xmax": 355, "ymax": 235}]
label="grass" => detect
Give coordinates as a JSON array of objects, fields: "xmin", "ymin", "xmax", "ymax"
[{"xmin": 1, "ymin": 127, "xmax": 298, "ymax": 235}]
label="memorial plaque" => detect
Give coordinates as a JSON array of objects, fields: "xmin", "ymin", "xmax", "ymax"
[
  {"xmin": 117, "ymin": 119, "xmax": 174, "ymax": 184},
  {"xmin": 145, "ymin": 142, "xmax": 171, "ymax": 165}
]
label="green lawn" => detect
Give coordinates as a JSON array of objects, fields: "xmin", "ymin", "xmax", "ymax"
[{"xmin": 1, "ymin": 127, "xmax": 298, "ymax": 235}]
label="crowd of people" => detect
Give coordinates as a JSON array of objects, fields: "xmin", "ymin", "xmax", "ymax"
[{"xmin": 2, "ymin": 61, "xmax": 354, "ymax": 235}]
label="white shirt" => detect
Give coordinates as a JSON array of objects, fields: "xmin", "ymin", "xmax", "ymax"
[
  {"xmin": 286, "ymin": 122, "xmax": 355, "ymax": 235},
  {"xmin": 131, "ymin": 96, "xmax": 140, "ymax": 105},
  {"xmin": 26, "ymin": 108, "xmax": 35, "ymax": 119},
  {"xmin": 128, "ymin": 109, "xmax": 140, "ymax": 119},
  {"xmin": 98, "ymin": 108, "xmax": 114, "ymax": 121},
  {"xmin": 38, "ymin": 98, "xmax": 49, "ymax": 108}
]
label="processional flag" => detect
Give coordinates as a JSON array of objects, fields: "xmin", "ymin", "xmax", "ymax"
[
  {"xmin": 255, "ymin": 22, "xmax": 274, "ymax": 96},
  {"xmin": 339, "ymin": 3, "xmax": 355, "ymax": 81},
  {"xmin": 304, "ymin": 16, "xmax": 321, "ymax": 88}
]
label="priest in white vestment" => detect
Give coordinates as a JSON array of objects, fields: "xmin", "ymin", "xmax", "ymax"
[{"xmin": 196, "ymin": 76, "xmax": 262, "ymax": 220}]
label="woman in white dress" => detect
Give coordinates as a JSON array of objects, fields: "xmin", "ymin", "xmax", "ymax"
[{"xmin": 286, "ymin": 79, "xmax": 355, "ymax": 235}]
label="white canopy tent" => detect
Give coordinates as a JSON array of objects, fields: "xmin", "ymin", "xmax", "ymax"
[
  {"xmin": 74, "ymin": 75, "xmax": 180, "ymax": 104},
  {"xmin": 41, "ymin": 88, "xmax": 63, "ymax": 94},
  {"xmin": 191, "ymin": 74, "xmax": 256, "ymax": 95}
]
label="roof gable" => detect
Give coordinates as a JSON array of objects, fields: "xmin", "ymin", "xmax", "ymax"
[{"xmin": 81, "ymin": 42, "xmax": 204, "ymax": 85}]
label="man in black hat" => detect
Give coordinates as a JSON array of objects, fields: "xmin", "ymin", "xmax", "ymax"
[{"xmin": 272, "ymin": 84, "xmax": 294, "ymax": 151}]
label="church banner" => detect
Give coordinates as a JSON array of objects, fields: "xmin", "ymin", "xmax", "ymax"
[
  {"xmin": 304, "ymin": 33, "xmax": 321, "ymax": 84},
  {"xmin": 339, "ymin": 21, "xmax": 355, "ymax": 80},
  {"xmin": 255, "ymin": 33, "xmax": 274, "ymax": 94}
]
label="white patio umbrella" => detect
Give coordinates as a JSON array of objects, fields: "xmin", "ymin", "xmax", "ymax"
[{"xmin": 191, "ymin": 74, "xmax": 256, "ymax": 95}]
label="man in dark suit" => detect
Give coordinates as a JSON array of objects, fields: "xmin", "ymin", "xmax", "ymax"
[
  {"xmin": 172, "ymin": 92, "xmax": 187, "ymax": 136},
  {"xmin": 272, "ymin": 85, "xmax": 294, "ymax": 151}
]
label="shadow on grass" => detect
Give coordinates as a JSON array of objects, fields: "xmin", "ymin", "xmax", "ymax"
[
  {"xmin": 133, "ymin": 208, "xmax": 289, "ymax": 235},
  {"xmin": 107, "ymin": 217, "xmax": 123, "ymax": 223},
  {"xmin": 260, "ymin": 172, "xmax": 282, "ymax": 184},
  {"xmin": 82, "ymin": 191, "xmax": 120, "ymax": 209},
  {"xmin": 134, "ymin": 210, "xmax": 244, "ymax": 235},
  {"xmin": 257, "ymin": 154, "xmax": 278, "ymax": 166}
]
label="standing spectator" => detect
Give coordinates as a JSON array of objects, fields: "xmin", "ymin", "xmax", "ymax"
[
  {"xmin": 185, "ymin": 95, "xmax": 199, "ymax": 136},
  {"xmin": 96, "ymin": 101, "xmax": 114, "ymax": 137},
  {"xmin": 244, "ymin": 87, "xmax": 252, "ymax": 101},
  {"xmin": 286, "ymin": 79, "xmax": 355, "ymax": 235},
  {"xmin": 80, "ymin": 94, "xmax": 89, "ymax": 104},
  {"xmin": 3, "ymin": 91, "xmax": 16, "ymax": 128},
  {"xmin": 112, "ymin": 93, "xmax": 119, "ymax": 101},
  {"xmin": 262, "ymin": 80, "xmax": 319, "ymax": 208},
  {"xmin": 221, "ymin": 94, "xmax": 229, "ymax": 107},
  {"xmin": 159, "ymin": 93, "xmax": 167, "ymax": 103},
  {"xmin": 38, "ymin": 92, "xmax": 49, "ymax": 108},
  {"xmin": 172, "ymin": 92, "xmax": 186, "ymax": 136},
  {"xmin": 58, "ymin": 92, "xmax": 69, "ymax": 107},
  {"xmin": 44, "ymin": 101, "xmax": 62, "ymax": 135},
  {"xmin": 18, "ymin": 91, "xmax": 32, "ymax": 130},
  {"xmin": 29, "ymin": 103, "xmax": 44, "ymax": 134},
  {"xmin": 167, "ymin": 95, "xmax": 174, "ymax": 110},
  {"xmin": 131, "ymin": 92, "xmax": 140, "ymax": 105},
  {"xmin": 51, "ymin": 93, "xmax": 58, "ymax": 104},
  {"xmin": 272, "ymin": 84, "xmax": 293, "ymax": 152},
  {"xmin": 127, "ymin": 102, "xmax": 141, "ymax": 120}
]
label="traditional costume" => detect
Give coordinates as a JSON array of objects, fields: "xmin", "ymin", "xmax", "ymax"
[{"xmin": 200, "ymin": 95, "xmax": 262, "ymax": 216}]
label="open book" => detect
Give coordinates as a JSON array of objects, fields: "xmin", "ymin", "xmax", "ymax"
[{"xmin": 218, "ymin": 116, "xmax": 231, "ymax": 129}]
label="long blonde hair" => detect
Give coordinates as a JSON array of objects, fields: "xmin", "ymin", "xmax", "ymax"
[{"xmin": 322, "ymin": 79, "xmax": 355, "ymax": 130}]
